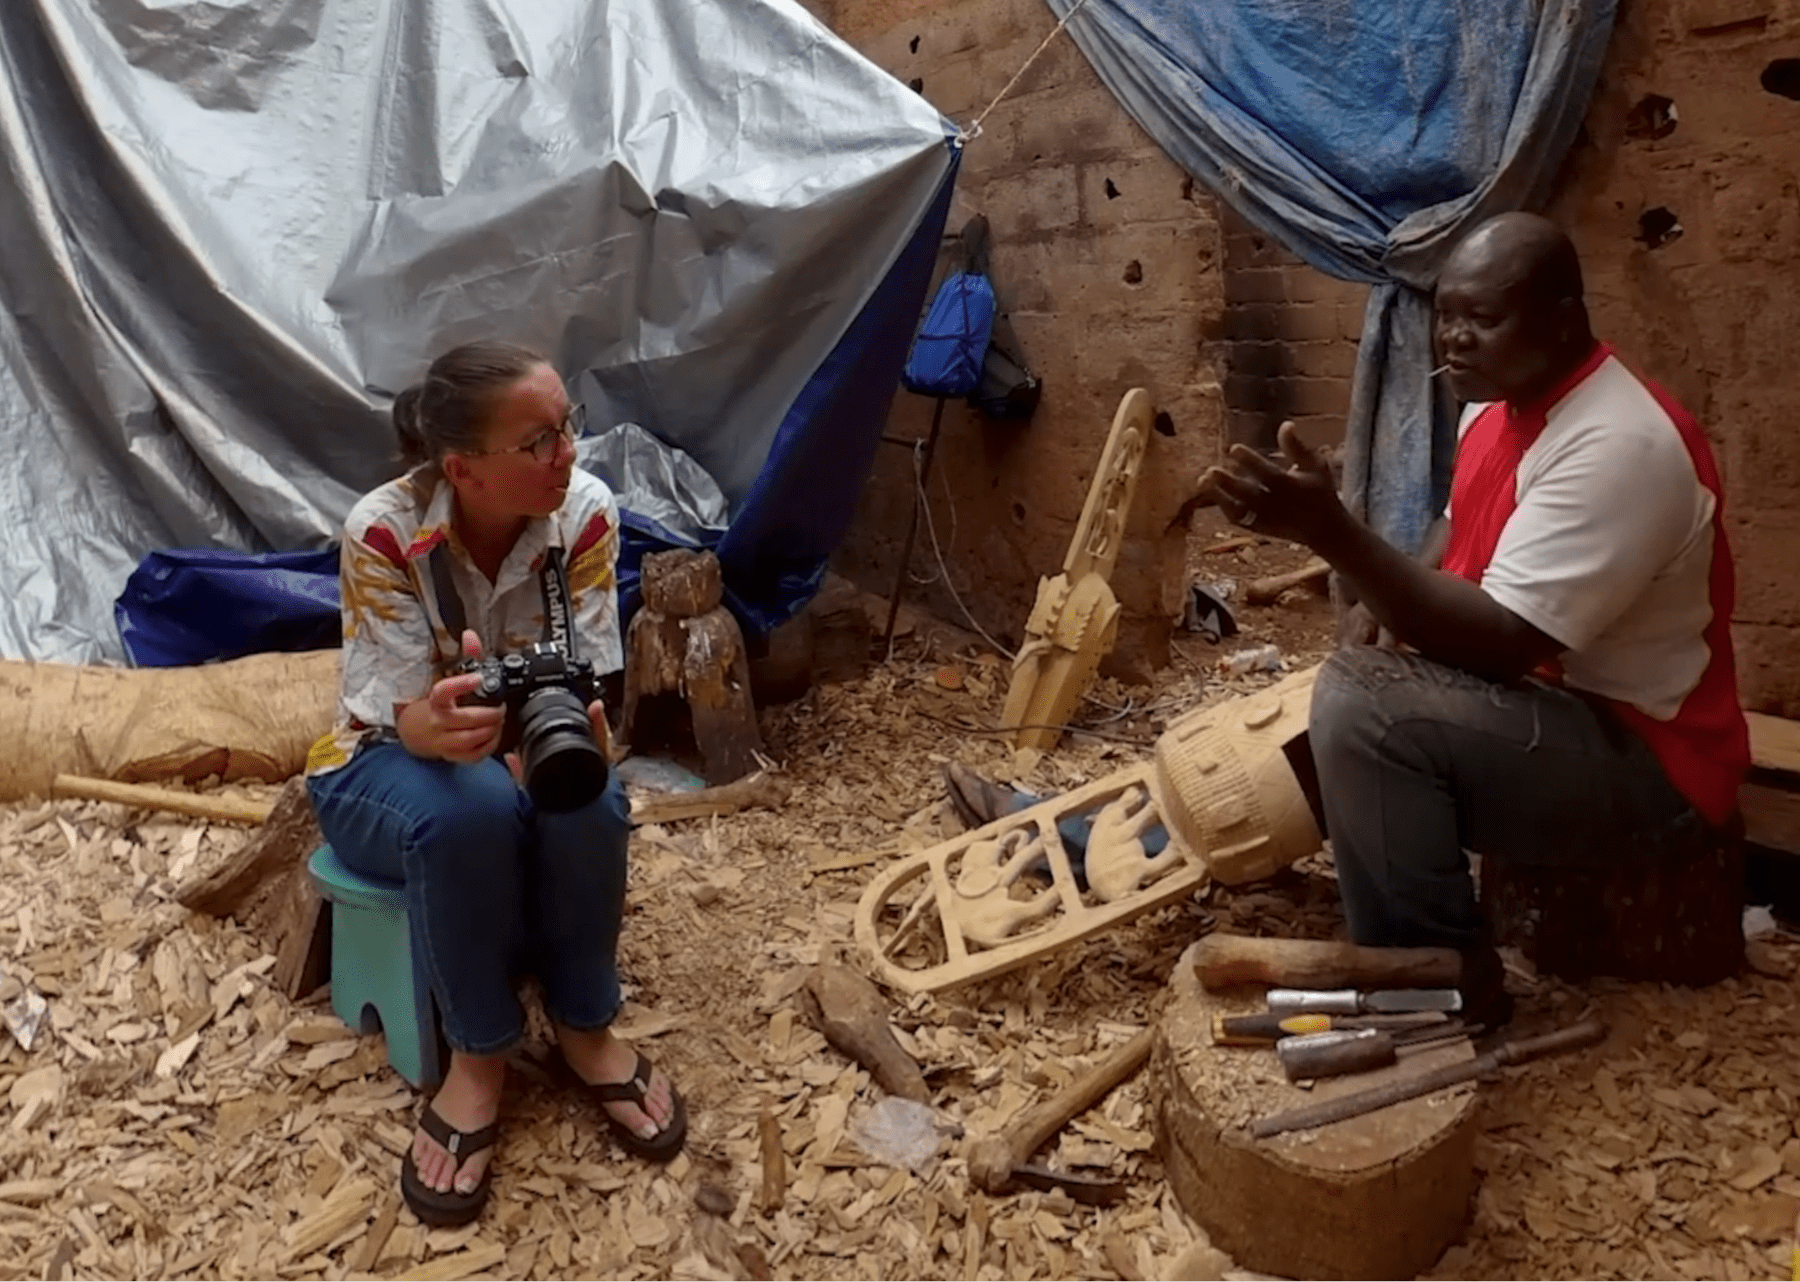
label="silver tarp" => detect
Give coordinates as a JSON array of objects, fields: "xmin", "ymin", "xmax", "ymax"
[{"xmin": 0, "ymin": 0, "xmax": 953, "ymax": 662}]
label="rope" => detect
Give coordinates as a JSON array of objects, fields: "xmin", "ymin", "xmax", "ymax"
[{"xmin": 958, "ymin": 0, "xmax": 1096, "ymax": 145}]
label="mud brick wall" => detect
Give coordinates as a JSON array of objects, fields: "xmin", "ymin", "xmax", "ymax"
[
  {"xmin": 809, "ymin": 0, "xmax": 1800, "ymax": 709},
  {"xmin": 1549, "ymin": 0, "xmax": 1800, "ymax": 714},
  {"xmin": 1216, "ymin": 207, "xmax": 1367, "ymax": 454},
  {"xmin": 806, "ymin": 0, "xmax": 1226, "ymax": 676}
]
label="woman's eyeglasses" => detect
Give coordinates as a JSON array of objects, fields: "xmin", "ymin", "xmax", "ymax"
[{"xmin": 465, "ymin": 405, "xmax": 585, "ymax": 465}]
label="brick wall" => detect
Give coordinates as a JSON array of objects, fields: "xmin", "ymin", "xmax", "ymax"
[
  {"xmin": 813, "ymin": 0, "xmax": 1227, "ymax": 674},
  {"xmin": 1549, "ymin": 0, "xmax": 1800, "ymax": 715},
  {"xmin": 1216, "ymin": 207, "xmax": 1368, "ymax": 453}
]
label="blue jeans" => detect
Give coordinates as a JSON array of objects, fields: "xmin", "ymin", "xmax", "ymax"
[
  {"xmin": 307, "ymin": 744, "xmax": 631, "ymax": 1056},
  {"xmin": 1309, "ymin": 646, "xmax": 1705, "ymax": 951}
]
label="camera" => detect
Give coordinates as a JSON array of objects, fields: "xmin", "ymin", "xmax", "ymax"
[{"xmin": 462, "ymin": 643, "xmax": 607, "ymax": 812}]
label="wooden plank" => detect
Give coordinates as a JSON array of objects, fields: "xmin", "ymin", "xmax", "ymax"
[
  {"xmin": 1742, "ymin": 782, "xmax": 1800, "ymax": 856},
  {"xmin": 1747, "ymin": 712, "xmax": 1800, "ymax": 777}
]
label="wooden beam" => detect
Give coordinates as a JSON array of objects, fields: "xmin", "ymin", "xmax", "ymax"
[
  {"xmin": 1743, "ymin": 782, "xmax": 1800, "ymax": 856},
  {"xmin": 1748, "ymin": 713, "xmax": 1800, "ymax": 777},
  {"xmin": 51, "ymin": 774, "xmax": 272, "ymax": 826}
]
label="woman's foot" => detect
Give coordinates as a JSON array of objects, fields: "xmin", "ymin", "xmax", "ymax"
[
  {"xmin": 555, "ymin": 1025, "xmax": 676, "ymax": 1144},
  {"xmin": 412, "ymin": 1052, "xmax": 506, "ymax": 1196}
]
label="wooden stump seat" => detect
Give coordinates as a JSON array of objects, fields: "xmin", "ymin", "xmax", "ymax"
[
  {"xmin": 1155, "ymin": 941, "xmax": 1480, "ymax": 1280},
  {"xmin": 1478, "ymin": 818, "xmax": 1744, "ymax": 985}
]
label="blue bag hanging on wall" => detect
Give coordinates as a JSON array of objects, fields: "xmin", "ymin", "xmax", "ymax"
[{"xmin": 901, "ymin": 271, "xmax": 995, "ymax": 398}]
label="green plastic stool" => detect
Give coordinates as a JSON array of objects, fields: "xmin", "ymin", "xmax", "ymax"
[{"xmin": 307, "ymin": 845, "xmax": 444, "ymax": 1090}]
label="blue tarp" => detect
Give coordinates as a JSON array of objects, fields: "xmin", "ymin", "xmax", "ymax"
[
  {"xmin": 4, "ymin": 0, "xmax": 959, "ymax": 665},
  {"xmin": 1048, "ymin": 0, "xmax": 1616, "ymax": 552}
]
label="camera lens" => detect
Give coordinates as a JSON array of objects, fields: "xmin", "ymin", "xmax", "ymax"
[{"xmin": 514, "ymin": 686, "xmax": 608, "ymax": 811}]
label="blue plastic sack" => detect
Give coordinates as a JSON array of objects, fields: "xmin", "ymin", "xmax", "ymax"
[
  {"xmin": 115, "ymin": 547, "xmax": 342, "ymax": 667},
  {"xmin": 901, "ymin": 271, "xmax": 995, "ymax": 398}
]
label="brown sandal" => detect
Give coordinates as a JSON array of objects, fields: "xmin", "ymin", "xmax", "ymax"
[
  {"xmin": 585, "ymin": 1050, "xmax": 687, "ymax": 1162},
  {"xmin": 399, "ymin": 1104, "xmax": 499, "ymax": 1227}
]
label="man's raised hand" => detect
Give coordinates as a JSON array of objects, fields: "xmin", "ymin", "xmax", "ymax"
[{"xmin": 1197, "ymin": 420, "xmax": 1344, "ymax": 549}]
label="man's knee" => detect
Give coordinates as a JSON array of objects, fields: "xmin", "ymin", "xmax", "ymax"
[{"xmin": 1310, "ymin": 647, "xmax": 1407, "ymax": 760}]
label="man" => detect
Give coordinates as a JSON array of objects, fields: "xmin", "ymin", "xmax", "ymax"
[{"xmin": 950, "ymin": 213, "xmax": 1748, "ymax": 1023}]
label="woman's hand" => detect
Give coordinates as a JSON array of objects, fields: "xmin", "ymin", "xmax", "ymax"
[{"xmin": 398, "ymin": 630, "xmax": 506, "ymax": 763}]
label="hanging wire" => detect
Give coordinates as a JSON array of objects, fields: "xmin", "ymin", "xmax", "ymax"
[{"xmin": 913, "ymin": 439, "xmax": 1016, "ymax": 659}]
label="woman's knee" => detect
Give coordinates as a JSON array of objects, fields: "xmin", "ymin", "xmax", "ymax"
[{"xmin": 410, "ymin": 761, "xmax": 527, "ymax": 856}]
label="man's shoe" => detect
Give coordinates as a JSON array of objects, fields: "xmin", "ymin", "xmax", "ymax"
[{"xmin": 942, "ymin": 762, "xmax": 1024, "ymax": 830}]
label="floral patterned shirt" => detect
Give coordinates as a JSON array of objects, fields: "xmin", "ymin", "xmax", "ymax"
[{"xmin": 306, "ymin": 464, "xmax": 622, "ymax": 775}]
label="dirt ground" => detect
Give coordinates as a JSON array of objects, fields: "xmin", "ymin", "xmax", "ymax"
[{"xmin": 0, "ymin": 525, "xmax": 1795, "ymax": 1281}]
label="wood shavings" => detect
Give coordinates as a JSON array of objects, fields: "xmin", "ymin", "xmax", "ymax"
[{"xmin": 0, "ymin": 573, "xmax": 1787, "ymax": 1279}]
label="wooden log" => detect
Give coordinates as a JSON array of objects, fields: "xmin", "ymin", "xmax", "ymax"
[
  {"xmin": 1479, "ymin": 819, "xmax": 1744, "ymax": 985},
  {"xmin": 0, "ymin": 650, "xmax": 338, "ymax": 802},
  {"xmin": 1155, "ymin": 941, "xmax": 1478, "ymax": 1280},
  {"xmin": 52, "ymin": 775, "xmax": 273, "ymax": 826},
  {"xmin": 175, "ymin": 777, "xmax": 330, "ymax": 1000},
  {"xmin": 799, "ymin": 963, "xmax": 929, "ymax": 1103},
  {"xmin": 630, "ymin": 771, "xmax": 787, "ymax": 824},
  {"xmin": 1244, "ymin": 557, "xmax": 1330, "ymax": 605}
]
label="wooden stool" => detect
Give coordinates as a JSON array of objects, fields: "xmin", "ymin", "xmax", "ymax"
[{"xmin": 1479, "ymin": 818, "xmax": 1745, "ymax": 985}]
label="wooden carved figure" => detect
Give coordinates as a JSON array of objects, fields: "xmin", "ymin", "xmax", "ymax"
[
  {"xmin": 621, "ymin": 549, "xmax": 763, "ymax": 785},
  {"xmin": 856, "ymin": 667, "xmax": 1329, "ymax": 994},
  {"xmin": 1000, "ymin": 388, "xmax": 1153, "ymax": 751},
  {"xmin": 1083, "ymin": 784, "xmax": 1186, "ymax": 903},
  {"xmin": 952, "ymin": 830, "xmax": 1062, "ymax": 948}
]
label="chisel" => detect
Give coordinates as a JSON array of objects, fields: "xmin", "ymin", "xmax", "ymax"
[
  {"xmin": 1275, "ymin": 1022, "xmax": 1474, "ymax": 1082},
  {"xmin": 1252, "ymin": 1019, "xmax": 1608, "ymax": 1138},
  {"xmin": 1266, "ymin": 987, "xmax": 1462, "ymax": 1015},
  {"xmin": 1210, "ymin": 1010, "xmax": 1450, "ymax": 1046}
]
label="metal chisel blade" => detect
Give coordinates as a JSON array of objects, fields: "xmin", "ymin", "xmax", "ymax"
[
  {"xmin": 1267, "ymin": 987, "xmax": 1463, "ymax": 1014},
  {"xmin": 1366, "ymin": 988, "xmax": 1461, "ymax": 1013}
]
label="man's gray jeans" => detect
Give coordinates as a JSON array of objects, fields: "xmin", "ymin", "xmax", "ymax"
[{"xmin": 1309, "ymin": 646, "xmax": 1707, "ymax": 952}]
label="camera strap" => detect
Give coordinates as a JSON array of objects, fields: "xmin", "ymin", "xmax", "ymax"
[
  {"xmin": 425, "ymin": 540, "xmax": 580, "ymax": 661},
  {"xmin": 538, "ymin": 546, "xmax": 579, "ymax": 660}
]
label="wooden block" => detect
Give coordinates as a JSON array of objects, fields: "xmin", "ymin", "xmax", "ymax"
[
  {"xmin": 1480, "ymin": 820, "xmax": 1744, "ymax": 985},
  {"xmin": 1155, "ymin": 941, "xmax": 1478, "ymax": 1280},
  {"xmin": 174, "ymin": 776, "xmax": 330, "ymax": 1000}
]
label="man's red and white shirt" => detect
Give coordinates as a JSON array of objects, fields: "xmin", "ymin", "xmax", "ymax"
[{"xmin": 1441, "ymin": 342, "xmax": 1749, "ymax": 825}]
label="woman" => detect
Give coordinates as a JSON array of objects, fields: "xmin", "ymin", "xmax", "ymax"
[{"xmin": 306, "ymin": 341, "xmax": 684, "ymax": 1226}]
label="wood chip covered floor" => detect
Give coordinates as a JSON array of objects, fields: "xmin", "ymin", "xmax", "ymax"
[{"xmin": 0, "ymin": 567, "xmax": 1795, "ymax": 1280}]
